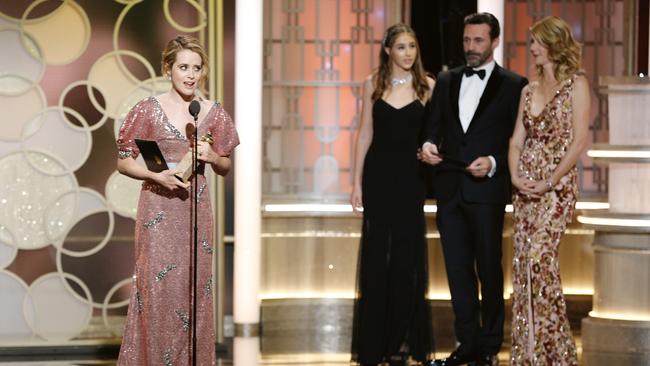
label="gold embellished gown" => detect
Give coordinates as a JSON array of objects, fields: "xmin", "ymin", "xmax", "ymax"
[
  {"xmin": 510, "ymin": 76, "xmax": 579, "ymax": 365},
  {"xmin": 116, "ymin": 97, "xmax": 239, "ymax": 365}
]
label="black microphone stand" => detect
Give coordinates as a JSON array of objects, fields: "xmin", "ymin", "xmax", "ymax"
[{"xmin": 189, "ymin": 102, "xmax": 200, "ymax": 366}]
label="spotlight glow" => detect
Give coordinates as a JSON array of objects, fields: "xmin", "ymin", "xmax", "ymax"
[
  {"xmin": 587, "ymin": 149, "xmax": 650, "ymax": 159},
  {"xmin": 589, "ymin": 310, "xmax": 650, "ymax": 322},
  {"xmin": 577, "ymin": 215, "xmax": 650, "ymax": 228}
]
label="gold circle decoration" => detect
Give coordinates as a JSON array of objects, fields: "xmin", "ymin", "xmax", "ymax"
[
  {"xmin": 0, "ymin": 83, "xmax": 47, "ymax": 141},
  {"xmin": 87, "ymin": 50, "xmax": 156, "ymax": 119},
  {"xmin": 22, "ymin": 271, "xmax": 92, "ymax": 341},
  {"xmin": 21, "ymin": 106, "xmax": 92, "ymax": 173},
  {"xmin": 105, "ymin": 170, "xmax": 141, "ymax": 219},
  {"xmin": 0, "ymin": 150, "xmax": 78, "ymax": 250},
  {"xmin": 163, "ymin": 0, "xmax": 207, "ymax": 33},
  {"xmin": 57, "ymin": 80, "xmax": 109, "ymax": 132},
  {"xmin": 21, "ymin": 0, "xmax": 91, "ymax": 66},
  {"xmin": 0, "ymin": 28, "xmax": 45, "ymax": 96},
  {"xmin": 49, "ymin": 188, "xmax": 115, "ymax": 258}
]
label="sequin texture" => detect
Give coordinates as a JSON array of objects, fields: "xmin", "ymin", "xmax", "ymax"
[
  {"xmin": 155, "ymin": 264, "xmax": 177, "ymax": 282},
  {"xmin": 143, "ymin": 211, "xmax": 164, "ymax": 229},
  {"xmin": 175, "ymin": 309, "xmax": 190, "ymax": 332},
  {"xmin": 201, "ymin": 238, "xmax": 213, "ymax": 254},
  {"xmin": 118, "ymin": 149, "xmax": 133, "ymax": 159},
  {"xmin": 116, "ymin": 97, "xmax": 239, "ymax": 366},
  {"xmin": 205, "ymin": 277, "xmax": 213, "ymax": 298},
  {"xmin": 135, "ymin": 291, "xmax": 144, "ymax": 313},
  {"xmin": 197, "ymin": 183, "xmax": 207, "ymax": 201},
  {"xmin": 163, "ymin": 350, "xmax": 173, "ymax": 366},
  {"xmin": 510, "ymin": 76, "xmax": 579, "ymax": 365}
]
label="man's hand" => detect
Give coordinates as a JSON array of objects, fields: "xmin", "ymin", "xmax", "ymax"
[
  {"xmin": 467, "ymin": 156, "xmax": 492, "ymax": 177},
  {"xmin": 418, "ymin": 142, "xmax": 442, "ymax": 166}
]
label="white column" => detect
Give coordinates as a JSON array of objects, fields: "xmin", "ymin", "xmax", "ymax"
[
  {"xmin": 234, "ymin": 337, "xmax": 260, "ymax": 365},
  {"xmin": 234, "ymin": 0, "xmax": 262, "ymax": 344},
  {"xmin": 478, "ymin": 0, "xmax": 504, "ymax": 65}
]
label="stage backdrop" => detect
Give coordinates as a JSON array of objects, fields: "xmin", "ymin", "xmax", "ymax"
[{"xmin": 0, "ymin": 0, "xmax": 225, "ymax": 345}]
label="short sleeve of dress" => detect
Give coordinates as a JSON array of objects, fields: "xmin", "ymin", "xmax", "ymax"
[
  {"xmin": 116, "ymin": 98, "xmax": 152, "ymax": 159},
  {"xmin": 210, "ymin": 105, "xmax": 240, "ymax": 157}
]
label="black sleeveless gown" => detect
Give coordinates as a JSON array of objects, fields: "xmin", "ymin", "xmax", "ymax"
[{"xmin": 351, "ymin": 98, "xmax": 434, "ymax": 364}]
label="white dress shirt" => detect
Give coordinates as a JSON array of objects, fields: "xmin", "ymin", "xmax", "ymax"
[{"xmin": 458, "ymin": 60, "xmax": 497, "ymax": 177}]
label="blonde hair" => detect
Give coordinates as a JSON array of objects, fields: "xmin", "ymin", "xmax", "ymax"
[
  {"xmin": 161, "ymin": 35, "xmax": 209, "ymax": 84},
  {"xmin": 372, "ymin": 23, "xmax": 430, "ymax": 102},
  {"xmin": 530, "ymin": 16, "xmax": 581, "ymax": 82}
]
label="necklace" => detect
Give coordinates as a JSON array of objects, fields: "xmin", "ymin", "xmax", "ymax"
[{"xmin": 391, "ymin": 73, "xmax": 412, "ymax": 87}]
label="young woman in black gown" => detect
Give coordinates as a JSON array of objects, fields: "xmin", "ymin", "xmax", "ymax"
[{"xmin": 350, "ymin": 23, "xmax": 435, "ymax": 366}]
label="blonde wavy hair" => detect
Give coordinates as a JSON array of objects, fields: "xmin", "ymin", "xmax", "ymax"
[{"xmin": 530, "ymin": 16, "xmax": 581, "ymax": 82}]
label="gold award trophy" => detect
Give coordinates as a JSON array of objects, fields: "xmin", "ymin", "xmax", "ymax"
[{"xmin": 174, "ymin": 132, "xmax": 215, "ymax": 183}]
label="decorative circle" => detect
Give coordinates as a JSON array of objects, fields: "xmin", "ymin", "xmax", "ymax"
[
  {"xmin": 102, "ymin": 277, "xmax": 132, "ymax": 333},
  {"xmin": 21, "ymin": 0, "xmax": 91, "ymax": 65},
  {"xmin": 0, "ymin": 226, "xmax": 18, "ymax": 269},
  {"xmin": 0, "ymin": 83, "xmax": 47, "ymax": 141},
  {"xmin": 21, "ymin": 106, "xmax": 92, "ymax": 173},
  {"xmin": 163, "ymin": 0, "xmax": 207, "ymax": 33},
  {"xmin": 0, "ymin": 150, "xmax": 78, "ymax": 250},
  {"xmin": 105, "ymin": 170, "xmax": 141, "ymax": 219},
  {"xmin": 0, "ymin": 1, "xmax": 64, "ymax": 22},
  {"xmin": 0, "ymin": 141, "xmax": 21, "ymax": 160},
  {"xmin": 0, "ymin": 270, "xmax": 32, "ymax": 341},
  {"xmin": 23, "ymin": 272, "xmax": 92, "ymax": 341},
  {"xmin": 0, "ymin": 27, "xmax": 45, "ymax": 95},
  {"xmin": 113, "ymin": 76, "xmax": 171, "ymax": 137},
  {"xmin": 47, "ymin": 188, "xmax": 115, "ymax": 257},
  {"xmin": 88, "ymin": 50, "xmax": 156, "ymax": 118},
  {"xmin": 58, "ymin": 80, "xmax": 109, "ymax": 132},
  {"xmin": 43, "ymin": 186, "xmax": 78, "ymax": 246}
]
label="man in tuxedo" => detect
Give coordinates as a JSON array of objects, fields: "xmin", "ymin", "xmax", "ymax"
[{"xmin": 420, "ymin": 13, "xmax": 527, "ymax": 366}]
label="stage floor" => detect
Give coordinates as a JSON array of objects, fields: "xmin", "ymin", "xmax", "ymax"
[{"xmin": 0, "ymin": 340, "xmax": 583, "ymax": 366}]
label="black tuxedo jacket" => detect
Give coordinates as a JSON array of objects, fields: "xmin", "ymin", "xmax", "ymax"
[{"xmin": 424, "ymin": 64, "xmax": 527, "ymax": 205}]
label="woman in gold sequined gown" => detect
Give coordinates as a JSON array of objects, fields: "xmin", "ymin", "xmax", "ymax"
[
  {"xmin": 507, "ymin": 17, "xmax": 590, "ymax": 365},
  {"xmin": 115, "ymin": 36, "xmax": 239, "ymax": 365}
]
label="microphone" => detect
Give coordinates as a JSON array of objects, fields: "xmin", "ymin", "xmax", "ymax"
[{"xmin": 189, "ymin": 100, "xmax": 201, "ymax": 119}]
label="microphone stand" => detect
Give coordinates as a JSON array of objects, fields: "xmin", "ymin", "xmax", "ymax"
[{"xmin": 191, "ymin": 111, "xmax": 199, "ymax": 366}]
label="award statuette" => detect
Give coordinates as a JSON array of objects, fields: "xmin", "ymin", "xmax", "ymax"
[{"xmin": 174, "ymin": 132, "xmax": 215, "ymax": 183}]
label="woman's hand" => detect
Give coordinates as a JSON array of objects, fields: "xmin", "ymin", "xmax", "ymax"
[
  {"xmin": 350, "ymin": 185, "xmax": 363, "ymax": 214},
  {"xmin": 512, "ymin": 176, "xmax": 552, "ymax": 199},
  {"xmin": 528, "ymin": 179, "xmax": 553, "ymax": 196},
  {"xmin": 151, "ymin": 169, "xmax": 190, "ymax": 191},
  {"xmin": 195, "ymin": 140, "xmax": 218, "ymax": 164}
]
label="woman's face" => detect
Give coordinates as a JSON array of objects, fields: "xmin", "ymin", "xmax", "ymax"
[
  {"xmin": 386, "ymin": 33, "xmax": 417, "ymax": 71},
  {"xmin": 529, "ymin": 36, "xmax": 551, "ymax": 66},
  {"xmin": 168, "ymin": 49, "xmax": 203, "ymax": 99}
]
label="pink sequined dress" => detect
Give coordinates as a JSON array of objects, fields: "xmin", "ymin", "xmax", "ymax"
[
  {"xmin": 510, "ymin": 76, "xmax": 579, "ymax": 366},
  {"xmin": 116, "ymin": 97, "xmax": 239, "ymax": 365}
]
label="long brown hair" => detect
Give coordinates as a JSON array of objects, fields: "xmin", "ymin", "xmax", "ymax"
[
  {"xmin": 371, "ymin": 23, "xmax": 430, "ymax": 102},
  {"xmin": 530, "ymin": 16, "xmax": 581, "ymax": 82}
]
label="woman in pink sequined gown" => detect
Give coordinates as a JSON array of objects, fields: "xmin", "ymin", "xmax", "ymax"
[
  {"xmin": 115, "ymin": 36, "xmax": 239, "ymax": 365},
  {"xmin": 507, "ymin": 16, "xmax": 590, "ymax": 365}
]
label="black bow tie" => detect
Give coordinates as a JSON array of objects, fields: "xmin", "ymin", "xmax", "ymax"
[{"xmin": 464, "ymin": 67, "xmax": 486, "ymax": 80}]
